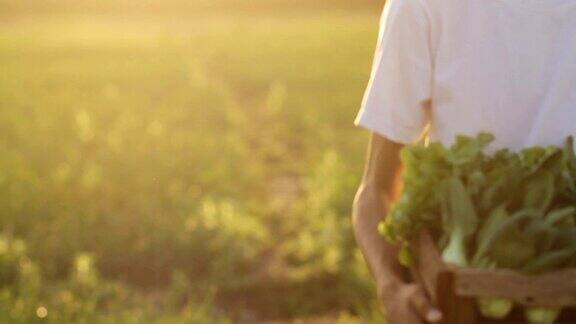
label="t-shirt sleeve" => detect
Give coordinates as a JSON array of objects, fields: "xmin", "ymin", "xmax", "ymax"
[{"xmin": 355, "ymin": 0, "xmax": 433, "ymax": 144}]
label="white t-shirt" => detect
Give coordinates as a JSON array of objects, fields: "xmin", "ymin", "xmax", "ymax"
[{"xmin": 355, "ymin": 0, "xmax": 576, "ymax": 150}]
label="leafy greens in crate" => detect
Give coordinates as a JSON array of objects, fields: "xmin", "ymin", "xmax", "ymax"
[{"xmin": 378, "ymin": 133, "xmax": 576, "ymax": 323}]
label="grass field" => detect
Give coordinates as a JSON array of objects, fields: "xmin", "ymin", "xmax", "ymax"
[{"xmin": 0, "ymin": 2, "xmax": 385, "ymax": 322}]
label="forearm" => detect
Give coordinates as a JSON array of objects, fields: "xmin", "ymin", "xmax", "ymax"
[{"xmin": 353, "ymin": 183, "xmax": 406, "ymax": 291}]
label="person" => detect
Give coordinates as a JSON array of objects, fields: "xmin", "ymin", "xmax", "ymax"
[{"xmin": 352, "ymin": 0, "xmax": 576, "ymax": 322}]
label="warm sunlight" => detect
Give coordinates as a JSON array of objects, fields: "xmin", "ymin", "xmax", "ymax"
[
  {"xmin": 0, "ymin": 0, "xmax": 383, "ymax": 323},
  {"xmin": 4, "ymin": 0, "xmax": 576, "ymax": 323}
]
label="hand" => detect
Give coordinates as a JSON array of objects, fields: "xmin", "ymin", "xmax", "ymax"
[{"xmin": 378, "ymin": 282, "xmax": 443, "ymax": 324}]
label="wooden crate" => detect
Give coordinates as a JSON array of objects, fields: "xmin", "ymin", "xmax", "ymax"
[{"xmin": 411, "ymin": 231, "xmax": 576, "ymax": 324}]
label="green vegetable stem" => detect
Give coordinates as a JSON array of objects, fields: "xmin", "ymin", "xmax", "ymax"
[
  {"xmin": 477, "ymin": 297, "xmax": 514, "ymax": 320},
  {"xmin": 525, "ymin": 306, "xmax": 561, "ymax": 324},
  {"xmin": 440, "ymin": 177, "xmax": 478, "ymax": 267}
]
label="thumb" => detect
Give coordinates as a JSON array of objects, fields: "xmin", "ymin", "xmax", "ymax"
[{"xmin": 406, "ymin": 285, "xmax": 443, "ymax": 323}]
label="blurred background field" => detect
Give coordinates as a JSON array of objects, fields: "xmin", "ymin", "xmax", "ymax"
[{"xmin": 0, "ymin": 0, "xmax": 385, "ymax": 322}]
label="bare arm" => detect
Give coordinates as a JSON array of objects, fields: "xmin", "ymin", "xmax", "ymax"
[
  {"xmin": 353, "ymin": 133, "xmax": 441, "ymax": 324},
  {"xmin": 353, "ymin": 133, "xmax": 405, "ymax": 288}
]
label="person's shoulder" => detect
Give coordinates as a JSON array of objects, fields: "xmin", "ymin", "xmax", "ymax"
[
  {"xmin": 380, "ymin": 0, "xmax": 456, "ymax": 30},
  {"xmin": 383, "ymin": 0, "xmax": 431, "ymax": 18},
  {"xmin": 418, "ymin": 0, "xmax": 467, "ymax": 15},
  {"xmin": 386, "ymin": 0, "xmax": 429, "ymax": 11},
  {"xmin": 401, "ymin": 0, "xmax": 462, "ymax": 25},
  {"xmin": 384, "ymin": 0, "xmax": 445, "ymax": 18}
]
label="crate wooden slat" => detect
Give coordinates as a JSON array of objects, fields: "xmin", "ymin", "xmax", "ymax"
[
  {"xmin": 412, "ymin": 230, "xmax": 576, "ymax": 324},
  {"xmin": 455, "ymin": 268, "xmax": 576, "ymax": 306}
]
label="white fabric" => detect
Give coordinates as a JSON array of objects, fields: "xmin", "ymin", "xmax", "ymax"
[{"xmin": 355, "ymin": 0, "xmax": 576, "ymax": 150}]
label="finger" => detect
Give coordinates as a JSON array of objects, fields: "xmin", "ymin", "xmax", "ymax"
[{"xmin": 406, "ymin": 285, "xmax": 443, "ymax": 323}]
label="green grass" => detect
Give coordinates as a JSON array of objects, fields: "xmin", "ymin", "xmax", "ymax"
[{"xmin": 0, "ymin": 6, "xmax": 385, "ymax": 322}]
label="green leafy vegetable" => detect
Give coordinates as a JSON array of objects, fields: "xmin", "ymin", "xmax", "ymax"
[
  {"xmin": 477, "ymin": 297, "xmax": 514, "ymax": 320},
  {"xmin": 525, "ymin": 306, "xmax": 561, "ymax": 324},
  {"xmin": 379, "ymin": 133, "xmax": 576, "ymax": 323},
  {"xmin": 440, "ymin": 177, "xmax": 478, "ymax": 266}
]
